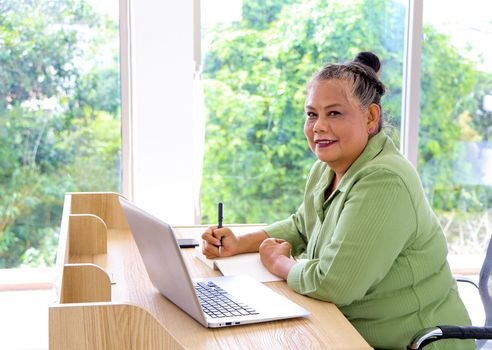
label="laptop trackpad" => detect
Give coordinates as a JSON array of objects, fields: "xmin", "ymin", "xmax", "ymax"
[{"xmin": 198, "ymin": 274, "xmax": 310, "ymax": 319}]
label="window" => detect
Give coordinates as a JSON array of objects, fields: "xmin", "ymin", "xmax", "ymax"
[
  {"xmin": 0, "ymin": 0, "xmax": 121, "ymax": 268},
  {"xmin": 3, "ymin": 0, "xmax": 490, "ymax": 269},
  {"xmin": 199, "ymin": 0, "xmax": 406, "ymax": 224},
  {"xmin": 419, "ymin": 0, "xmax": 492, "ymax": 263}
]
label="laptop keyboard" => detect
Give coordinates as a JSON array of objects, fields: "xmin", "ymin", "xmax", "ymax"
[{"xmin": 194, "ymin": 281, "xmax": 259, "ymax": 319}]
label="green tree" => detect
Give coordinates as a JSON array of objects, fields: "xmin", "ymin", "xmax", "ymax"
[
  {"xmin": 0, "ymin": 0, "xmax": 120, "ymax": 267},
  {"xmin": 200, "ymin": 0, "xmax": 405, "ymax": 224},
  {"xmin": 200, "ymin": 0, "xmax": 492, "ymax": 229},
  {"xmin": 418, "ymin": 26, "xmax": 478, "ymax": 193}
]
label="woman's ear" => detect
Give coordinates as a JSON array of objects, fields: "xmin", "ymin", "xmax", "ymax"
[{"xmin": 366, "ymin": 103, "xmax": 381, "ymax": 134}]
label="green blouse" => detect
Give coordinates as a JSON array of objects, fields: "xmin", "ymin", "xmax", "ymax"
[{"xmin": 264, "ymin": 132, "xmax": 473, "ymax": 350}]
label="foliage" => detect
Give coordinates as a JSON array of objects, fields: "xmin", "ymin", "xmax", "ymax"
[
  {"xmin": 200, "ymin": 0, "xmax": 492, "ymax": 246},
  {"xmin": 2, "ymin": 0, "xmax": 492, "ymax": 266},
  {"xmin": 418, "ymin": 26, "xmax": 492, "ymax": 216},
  {"xmin": 201, "ymin": 0, "xmax": 405, "ymax": 223},
  {"xmin": 0, "ymin": 0, "xmax": 120, "ymax": 267}
]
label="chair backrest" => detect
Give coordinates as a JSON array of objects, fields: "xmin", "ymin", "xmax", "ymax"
[
  {"xmin": 480, "ymin": 234, "xmax": 492, "ymax": 326},
  {"xmin": 478, "ymin": 234, "xmax": 492, "ymax": 349}
]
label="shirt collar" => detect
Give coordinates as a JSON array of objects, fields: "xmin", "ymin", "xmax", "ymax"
[
  {"xmin": 311, "ymin": 132, "xmax": 391, "ymax": 211},
  {"xmin": 336, "ymin": 132, "xmax": 389, "ymax": 193}
]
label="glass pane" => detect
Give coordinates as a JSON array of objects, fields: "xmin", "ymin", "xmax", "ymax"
[
  {"xmin": 0, "ymin": 0, "xmax": 121, "ymax": 267},
  {"xmin": 420, "ymin": 0, "xmax": 492, "ymax": 267},
  {"xmin": 200, "ymin": 0, "xmax": 406, "ymax": 224}
]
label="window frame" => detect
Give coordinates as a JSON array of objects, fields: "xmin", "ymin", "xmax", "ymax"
[
  {"xmin": 400, "ymin": 0, "xmax": 423, "ymax": 167},
  {"xmin": 119, "ymin": 0, "xmax": 424, "ymax": 221}
]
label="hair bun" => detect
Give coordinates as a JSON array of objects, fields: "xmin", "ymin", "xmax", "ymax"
[{"xmin": 354, "ymin": 52, "xmax": 381, "ymax": 73}]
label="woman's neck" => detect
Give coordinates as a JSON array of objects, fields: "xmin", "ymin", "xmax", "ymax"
[{"xmin": 325, "ymin": 173, "xmax": 342, "ymax": 199}]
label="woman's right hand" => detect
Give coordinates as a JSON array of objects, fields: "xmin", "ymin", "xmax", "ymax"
[{"xmin": 201, "ymin": 226, "xmax": 241, "ymax": 259}]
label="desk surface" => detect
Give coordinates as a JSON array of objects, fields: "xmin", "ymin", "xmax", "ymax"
[{"xmin": 70, "ymin": 224, "xmax": 372, "ymax": 349}]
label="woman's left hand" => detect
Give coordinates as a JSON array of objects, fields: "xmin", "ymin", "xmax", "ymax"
[{"xmin": 259, "ymin": 238, "xmax": 297, "ymax": 279}]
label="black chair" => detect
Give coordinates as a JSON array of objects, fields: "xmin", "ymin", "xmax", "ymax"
[{"xmin": 407, "ymin": 235, "xmax": 492, "ymax": 349}]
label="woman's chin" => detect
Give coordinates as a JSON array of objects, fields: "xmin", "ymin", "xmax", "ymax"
[
  {"xmin": 315, "ymin": 150, "xmax": 336, "ymax": 163},
  {"xmin": 316, "ymin": 155, "xmax": 335, "ymax": 164}
]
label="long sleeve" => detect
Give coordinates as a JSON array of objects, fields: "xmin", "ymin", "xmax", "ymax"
[
  {"xmin": 263, "ymin": 203, "xmax": 308, "ymax": 257},
  {"xmin": 262, "ymin": 161, "xmax": 330, "ymax": 257},
  {"xmin": 266, "ymin": 133, "xmax": 472, "ymax": 349},
  {"xmin": 287, "ymin": 169, "xmax": 416, "ymax": 305}
]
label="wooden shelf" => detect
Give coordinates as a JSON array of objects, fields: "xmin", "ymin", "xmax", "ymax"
[
  {"xmin": 50, "ymin": 192, "xmax": 184, "ymax": 349},
  {"xmin": 49, "ymin": 192, "xmax": 372, "ymax": 350}
]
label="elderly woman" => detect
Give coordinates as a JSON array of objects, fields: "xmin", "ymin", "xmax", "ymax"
[{"xmin": 202, "ymin": 52, "xmax": 473, "ymax": 349}]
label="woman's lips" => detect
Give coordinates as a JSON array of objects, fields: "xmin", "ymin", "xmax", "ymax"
[{"xmin": 315, "ymin": 139, "xmax": 337, "ymax": 148}]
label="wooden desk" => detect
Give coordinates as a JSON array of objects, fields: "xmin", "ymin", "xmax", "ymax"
[{"xmin": 49, "ymin": 192, "xmax": 372, "ymax": 350}]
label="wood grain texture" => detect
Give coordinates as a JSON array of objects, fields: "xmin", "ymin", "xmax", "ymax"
[
  {"xmin": 49, "ymin": 303, "xmax": 185, "ymax": 350},
  {"xmin": 61, "ymin": 264, "xmax": 111, "ymax": 303},
  {"xmin": 53, "ymin": 195, "xmax": 72, "ymax": 300},
  {"xmin": 70, "ymin": 192, "xmax": 129, "ymax": 230},
  {"xmin": 69, "ymin": 214, "xmax": 107, "ymax": 255}
]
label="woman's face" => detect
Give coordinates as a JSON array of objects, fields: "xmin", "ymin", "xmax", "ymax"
[{"xmin": 304, "ymin": 79, "xmax": 379, "ymax": 176}]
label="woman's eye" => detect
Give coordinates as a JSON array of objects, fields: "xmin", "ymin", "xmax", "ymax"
[
  {"xmin": 306, "ymin": 112, "xmax": 317, "ymax": 119},
  {"xmin": 328, "ymin": 111, "xmax": 340, "ymax": 117}
]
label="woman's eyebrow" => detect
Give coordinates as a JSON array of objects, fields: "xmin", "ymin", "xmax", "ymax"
[
  {"xmin": 323, "ymin": 103, "xmax": 343, "ymax": 110},
  {"xmin": 304, "ymin": 103, "xmax": 342, "ymax": 110}
]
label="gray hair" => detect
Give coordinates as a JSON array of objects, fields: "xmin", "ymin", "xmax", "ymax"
[{"xmin": 310, "ymin": 52, "xmax": 386, "ymax": 132}]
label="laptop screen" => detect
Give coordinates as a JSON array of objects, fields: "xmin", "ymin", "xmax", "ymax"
[{"xmin": 119, "ymin": 197, "xmax": 207, "ymax": 326}]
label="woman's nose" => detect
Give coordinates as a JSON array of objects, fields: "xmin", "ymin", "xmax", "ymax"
[{"xmin": 313, "ymin": 118, "xmax": 327, "ymax": 133}]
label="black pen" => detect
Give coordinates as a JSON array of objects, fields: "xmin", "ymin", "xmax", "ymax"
[{"xmin": 218, "ymin": 202, "xmax": 223, "ymax": 256}]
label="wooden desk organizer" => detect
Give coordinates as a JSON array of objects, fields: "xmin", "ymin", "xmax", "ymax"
[
  {"xmin": 49, "ymin": 193, "xmax": 373, "ymax": 350},
  {"xmin": 49, "ymin": 192, "xmax": 184, "ymax": 349}
]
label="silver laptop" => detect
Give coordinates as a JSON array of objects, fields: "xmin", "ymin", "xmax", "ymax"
[{"xmin": 119, "ymin": 197, "xmax": 310, "ymax": 328}]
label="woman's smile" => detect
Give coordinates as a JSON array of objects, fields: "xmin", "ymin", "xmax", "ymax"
[{"xmin": 315, "ymin": 138, "xmax": 338, "ymax": 148}]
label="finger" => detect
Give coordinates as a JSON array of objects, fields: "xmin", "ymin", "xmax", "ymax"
[
  {"xmin": 201, "ymin": 240, "xmax": 208, "ymax": 254},
  {"xmin": 200, "ymin": 231, "xmax": 210, "ymax": 242},
  {"xmin": 204, "ymin": 251, "xmax": 217, "ymax": 259},
  {"xmin": 203, "ymin": 243, "xmax": 219, "ymax": 258},
  {"xmin": 262, "ymin": 238, "xmax": 278, "ymax": 246},
  {"xmin": 202, "ymin": 231, "xmax": 221, "ymax": 246},
  {"xmin": 203, "ymin": 250, "xmax": 217, "ymax": 259},
  {"xmin": 280, "ymin": 243, "xmax": 292, "ymax": 255},
  {"xmin": 259, "ymin": 240, "xmax": 274, "ymax": 253},
  {"xmin": 201, "ymin": 226, "xmax": 217, "ymax": 239},
  {"xmin": 279, "ymin": 240, "xmax": 291, "ymax": 248},
  {"xmin": 208, "ymin": 236, "xmax": 221, "ymax": 246},
  {"xmin": 211, "ymin": 227, "xmax": 229, "ymax": 240},
  {"xmin": 202, "ymin": 238, "xmax": 219, "ymax": 251}
]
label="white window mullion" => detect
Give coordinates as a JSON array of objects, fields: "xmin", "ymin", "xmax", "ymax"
[
  {"xmin": 193, "ymin": 0, "xmax": 202, "ymax": 76},
  {"xmin": 400, "ymin": 0, "xmax": 424, "ymax": 168},
  {"xmin": 119, "ymin": 0, "xmax": 135, "ymax": 200}
]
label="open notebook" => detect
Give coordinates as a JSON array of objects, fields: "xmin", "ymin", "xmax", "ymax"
[{"xmin": 194, "ymin": 245, "xmax": 282, "ymax": 283}]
